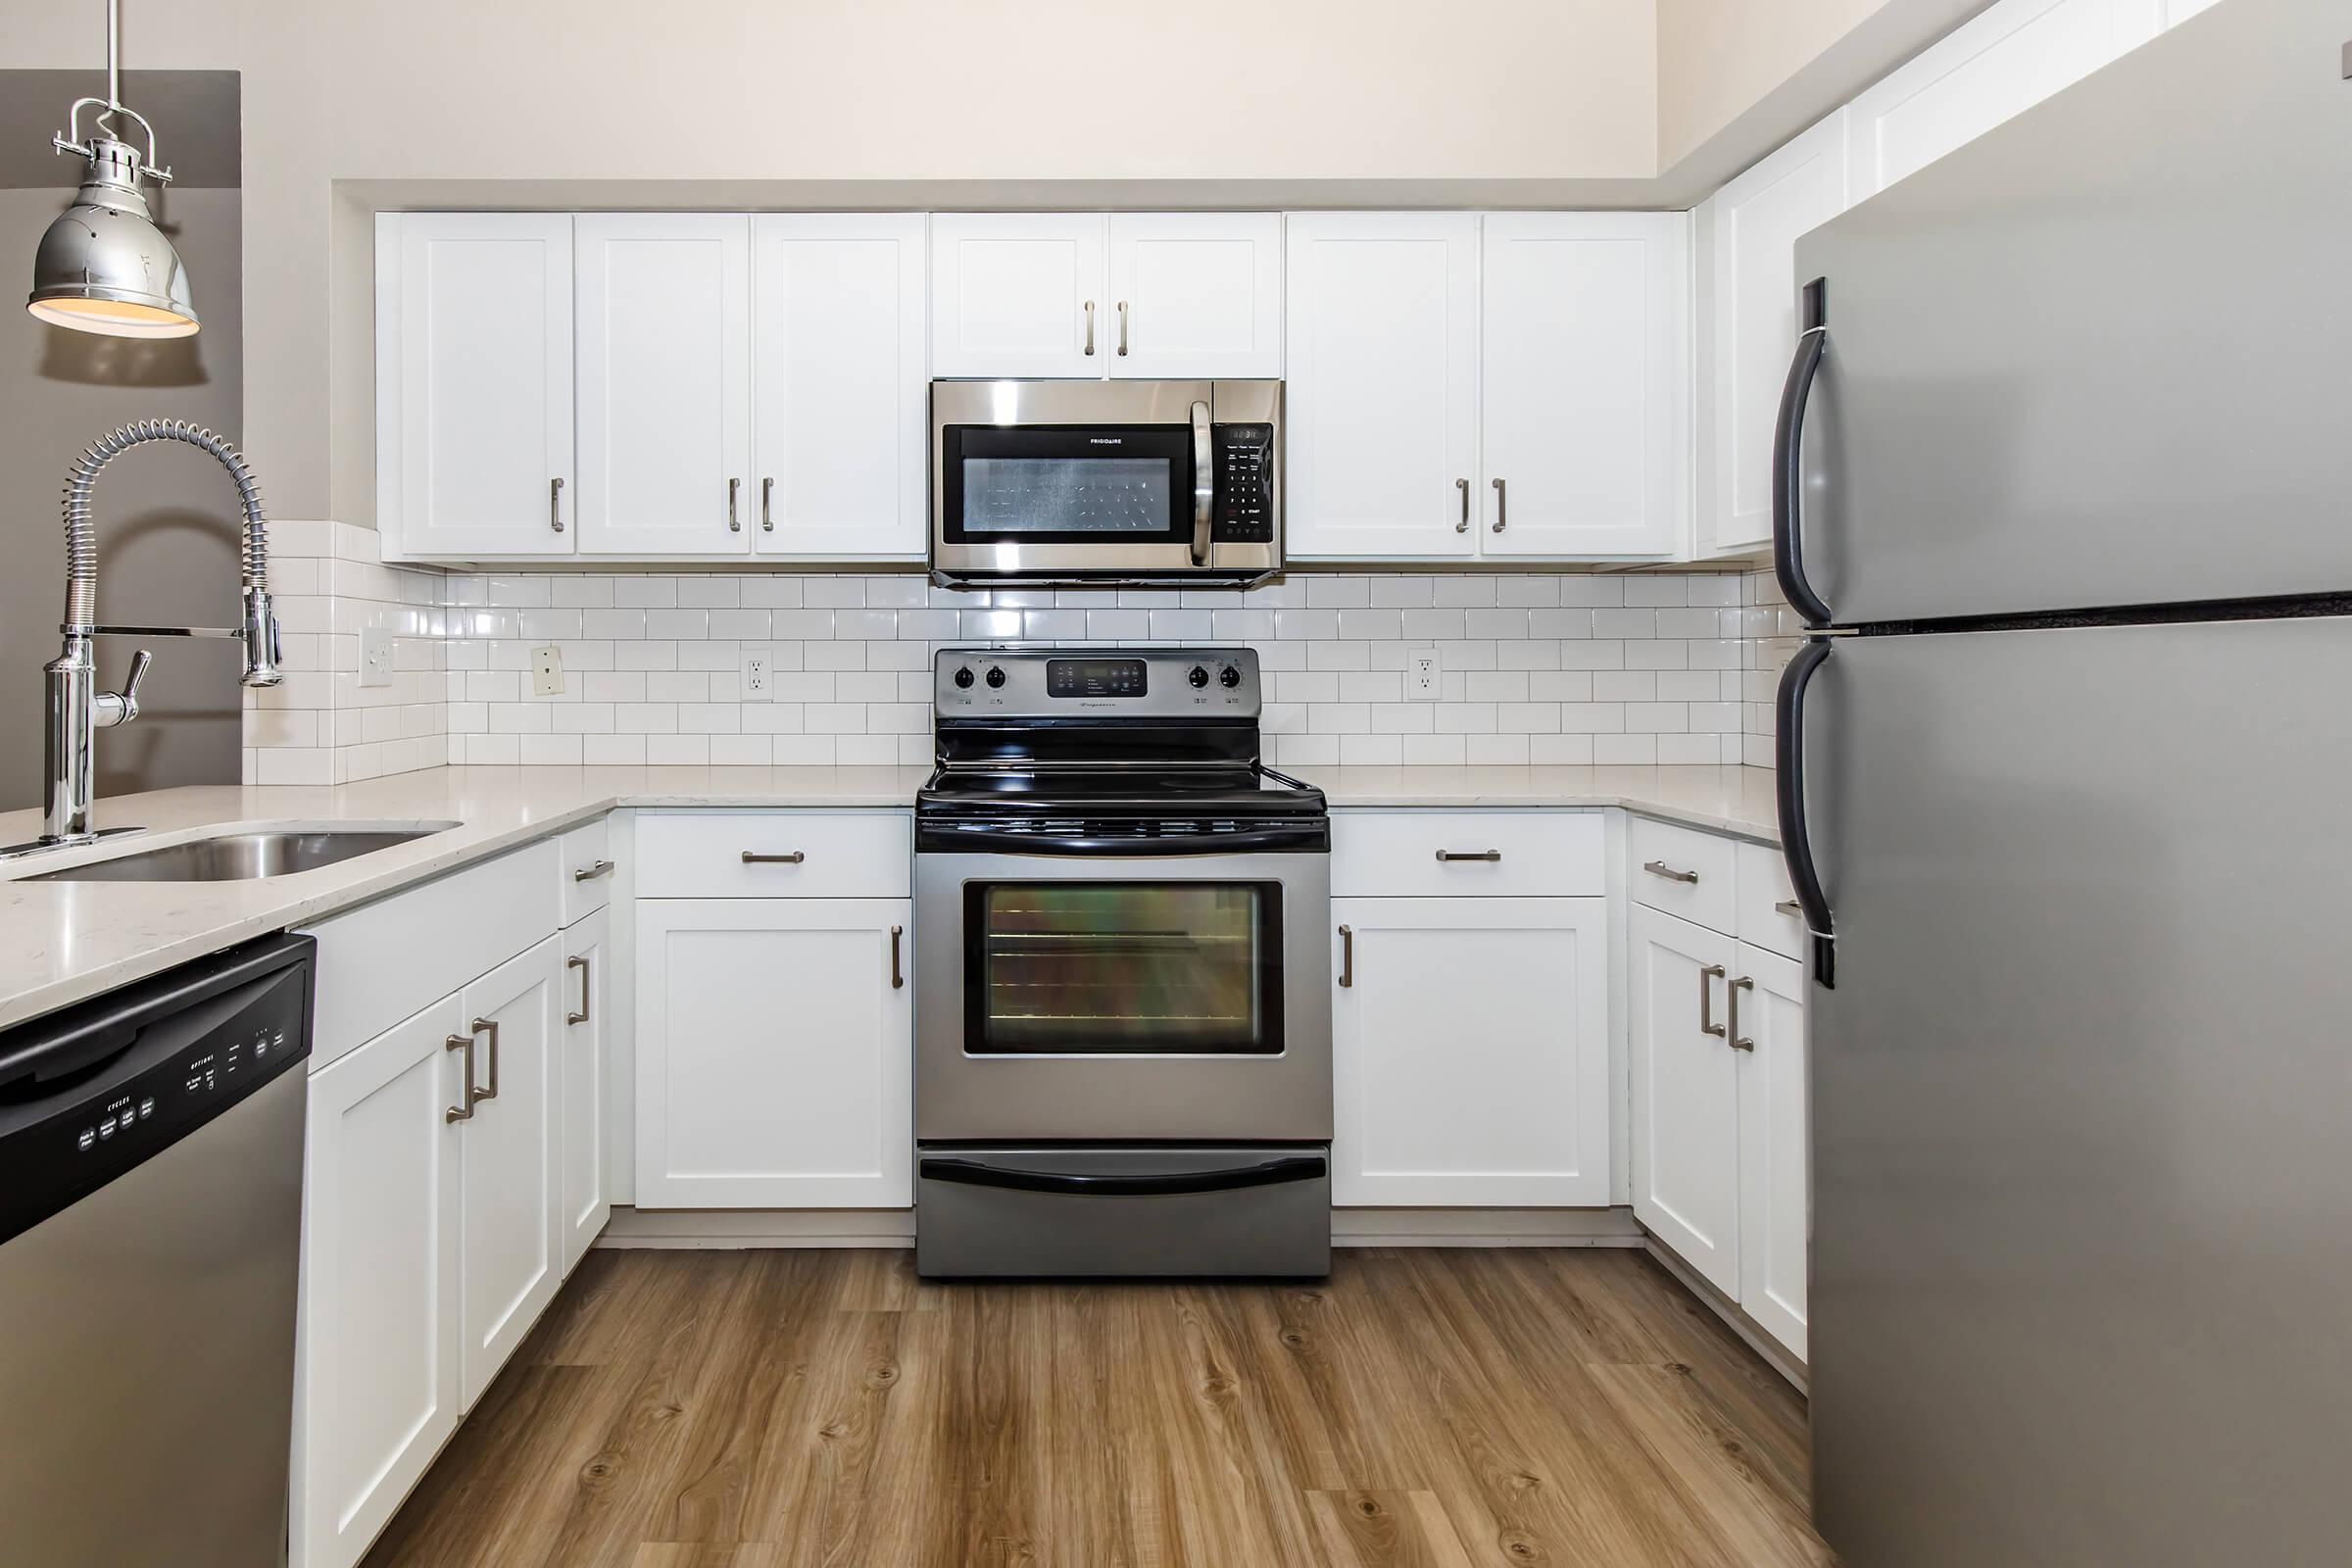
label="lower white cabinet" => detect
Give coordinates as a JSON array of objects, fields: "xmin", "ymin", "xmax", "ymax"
[
  {"xmin": 1331, "ymin": 896, "xmax": 1610, "ymax": 1206},
  {"xmin": 560, "ymin": 908, "xmax": 612, "ymax": 1276},
  {"xmin": 1734, "ymin": 942, "xmax": 1809, "ymax": 1359},
  {"xmin": 635, "ymin": 897, "xmax": 912, "ymax": 1207}
]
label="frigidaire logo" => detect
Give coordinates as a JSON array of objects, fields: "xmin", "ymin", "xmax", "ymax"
[{"xmin": 1088, "ymin": 437, "xmax": 1122, "ymax": 445}]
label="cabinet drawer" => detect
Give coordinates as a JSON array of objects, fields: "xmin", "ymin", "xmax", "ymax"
[
  {"xmin": 634, "ymin": 811, "xmax": 909, "ymax": 899},
  {"xmin": 558, "ymin": 816, "xmax": 613, "ymax": 926},
  {"xmin": 305, "ymin": 839, "xmax": 561, "ymax": 1071},
  {"xmin": 1736, "ymin": 840, "xmax": 1806, "ymax": 960},
  {"xmin": 1332, "ymin": 811, "xmax": 1604, "ymax": 898},
  {"xmin": 1630, "ymin": 816, "xmax": 1738, "ymax": 933}
]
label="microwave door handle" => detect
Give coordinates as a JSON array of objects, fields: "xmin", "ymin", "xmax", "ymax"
[{"xmin": 1190, "ymin": 400, "xmax": 1213, "ymax": 567}]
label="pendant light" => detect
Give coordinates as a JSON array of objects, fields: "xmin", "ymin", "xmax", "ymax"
[{"xmin": 25, "ymin": 0, "xmax": 197, "ymax": 339}]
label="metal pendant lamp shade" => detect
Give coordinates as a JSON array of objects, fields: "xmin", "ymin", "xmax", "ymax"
[{"xmin": 26, "ymin": 0, "xmax": 199, "ymax": 339}]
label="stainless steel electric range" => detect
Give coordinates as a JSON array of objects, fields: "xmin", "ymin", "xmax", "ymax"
[{"xmin": 911, "ymin": 646, "xmax": 1332, "ymax": 1279}]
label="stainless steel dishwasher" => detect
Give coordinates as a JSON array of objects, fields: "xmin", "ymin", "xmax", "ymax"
[{"xmin": 0, "ymin": 933, "xmax": 314, "ymax": 1567}]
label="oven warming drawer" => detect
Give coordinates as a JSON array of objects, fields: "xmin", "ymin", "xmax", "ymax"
[{"xmin": 916, "ymin": 1145, "xmax": 1331, "ymax": 1279}]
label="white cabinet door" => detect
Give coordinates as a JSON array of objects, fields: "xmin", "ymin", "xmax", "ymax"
[
  {"xmin": 297, "ymin": 996, "xmax": 464, "ymax": 1568},
  {"xmin": 574, "ymin": 214, "xmax": 752, "ymax": 556},
  {"xmin": 1698, "ymin": 113, "xmax": 1850, "ymax": 557},
  {"xmin": 1331, "ymin": 897, "xmax": 1610, "ymax": 1206},
  {"xmin": 1734, "ymin": 942, "xmax": 1810, "ymax": 1360},
  {"xmin": 1629, "ymin": 905, "xmax": 1741, "ymax": 1294},
  {"xmin": 931, "ymin": 214, "xmax": 1106, "ymax": 378},
  {"xmin": 1284, "ymin": 213, "xmax": 1481, "ymax": 561},
  {"xmin": 1105, "ymin": 213, "xmax": 1283, "ymax": 379},
  {"xmin": 1845, "ymin": 0, "xmax": 2164, "ymax": 202},
  {"xmin": 560, "ymin": 909, "xmax": 612, "ymax": 1277},
  {"xmin": 376, "ymin": 213, "xmax": 574, "ymax": 560},
  {"xmin": 455, "ymin": 935, "xmax": 564, "ymax": 1407},
  {"xmin": 750, "ymin": 214, "xmax": 928, "ymax": 560},
  {"xmin": 636, "ymin": 899, "xmax": 913, "ymax": 1208},
  {"xmin": 1481, "ymin": 213, "xmax": 1688, "ymax": 559}
]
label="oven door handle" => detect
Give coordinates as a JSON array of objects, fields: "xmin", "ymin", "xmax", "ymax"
[
  {"xmin": 1190, "ymin": 399, "xmax": 1213, "ymax": 567},
  {"xmin": 919, "ymin": 1154, "xmax": 1327, "ymax": 1198},
  {"xmin": 913, "ymin": 823, "xmax": 1328, "ymax": 856}
]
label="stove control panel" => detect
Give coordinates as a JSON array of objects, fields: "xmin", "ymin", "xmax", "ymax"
[{"xmin": 936, "ymin": 648, "xmax": 1258, "ymax": 718}]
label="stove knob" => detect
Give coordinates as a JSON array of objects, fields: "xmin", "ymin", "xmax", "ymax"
[
  {"xmin": 985, "ymin": 665, "xmax": 1007, "ymax": 689},
  {"xmin": 1219, "ymin": 664, "xmax": 1242, "ymax": 689},
  {"xmin": 1188, "ymin": 665, "xmax": 1209, "ymax": 689},
  {"xmin": 953, "ymin": 665, "xmax": 975, "ymax": 689}
]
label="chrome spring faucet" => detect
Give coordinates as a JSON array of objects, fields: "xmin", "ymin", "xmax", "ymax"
[{"xmin": 6, "ymin": 419, "xmax": 281, "ymax": 858}]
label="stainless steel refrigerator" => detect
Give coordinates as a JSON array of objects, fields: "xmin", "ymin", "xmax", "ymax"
[{"xmin": 1773, "ymin": 2, "xmax": 2352, "ymax": 1563}]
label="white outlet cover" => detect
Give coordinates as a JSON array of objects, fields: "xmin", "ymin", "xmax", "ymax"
[
  {"xmin": 358, "ymin": 625, "xmax": 395, "ymax": 688},
  {"xmin": 531, "ymin": 644, "xmax": 564, "ymax": 698},
  {"xmin": 740, "ymin": 644, "xmax": 773, "ymax": 701},
  {"xmin": 1406, "ymin": 646, "xmax": 1441, "ymax": 701}
]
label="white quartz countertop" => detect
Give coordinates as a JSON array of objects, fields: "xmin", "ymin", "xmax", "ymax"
[{"xmin": 0, "ymin": 762, "xmax": 1776, "ymax": 1031}]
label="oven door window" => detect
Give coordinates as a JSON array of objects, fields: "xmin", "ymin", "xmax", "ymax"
[
  {"xmin": 941, "ymin": 426, "xmax": 1194, "ymax": 544},
  {"xmin": 964, "ymin": 882, "xmax": 1283, "ymax": 1055}
]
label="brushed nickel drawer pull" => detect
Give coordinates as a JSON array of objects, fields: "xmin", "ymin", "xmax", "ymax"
[
  {"xmin": 1643, "ymin": 859, "xmax": 1700, "ymax": 885},
  {"xmin": 1775, "ymin": 899, "xmax": 1802, "ymax": 917},
  {"xmin": 549, "ymin": 475, "xmax": 564, "ymax": 533},
  {"xmin": 1337, "ymin": 924, "xmax": 1353, "ymax": 988},
  {"xmin": 444, "ymin": 1032, "xmax": 478, "ymax": 1123},
  {"xmin": 1435, "ymin": 849, "xmax": 1502, "ymax": 862},
  {"xmin": 1492, "ymin": 475, "xmax": 1507, "ymax": 533},
  {"xmin": 741, "ymin": 850, "xmax": 806, "ymax": 864},
  {"xmin": 1729, "ymin": 974, "xmax": 1755, "ymax": 1052},
  {"xmin": 472, "ymin": 1016, "xmax": 500, "ymax": 1103},
  {"xmin": 1083, "ymin": 299, "xmax": 1096, "ymax": 356},
  {"xmin": 567, "ymin": 955, "xmax": 591, "ymax": 1025},
  {"xmin": 1699, "ymin": 965, "xmax": 1728, "ymax": 1040},
  {"xmin": 890, "ymin": 925, "xmax": 906, "ymax": 990},
  {"xmin": 573, "ymin": 858, "xmax": 613, "ymax": 883},
  {"xmin": 761, "ymin": 475, "xmax": 775, "ymax": 532},
  {"xmin": 1456, "ymin": 476, "xmax": 1470, "ymax": 532},
  {"xmin": 1117, "ymin": 299, "xmax": 1129, "ymax": 357},
  {"xmin": 728, "ymin": 476, "xmax": 741, "ymax": 533}
]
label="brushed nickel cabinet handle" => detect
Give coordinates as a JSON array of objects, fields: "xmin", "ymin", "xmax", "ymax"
[
  {"xmin": 549, "ymin": 476, "xmax": 564, "ymax": 533},
  {"xmin": 1338, "ymin": 924, "xmax": 1353, "ymax": 988},
  {"xmin": 728, "ymin": 477, "xmax": 742, "ymax": 533},
  {"xmin": 472, "ymin": 1016, "xmax": 500, "ymax": 1102},
  {"xmin": 761, "ymin": 475, "xmax": 774, "ymax": 532},
  {"xmin": 1492, "ymin": 475, "xmax": 1507, "ymax": 532},
  {"xmin": 1456, "ymin": 477, "xmax": 1470, "ymax": 533},
  {"xmin": 1699, "ymin": 964, "xmax": 1728, "ymax": 1040},
  {"xmin": 1644, "ymin": 859, "xmax": 1700, "ymax": 885},
  {"xmin": 1729, "ymin": 974, "xmax": 1755, "ymax": 1052},
  {"xmin": 1116, "ymin": 299, "xmax": 1130, "ymax": 356},
  {"xmin": 567, "ymin": 955, "xmax": 591, "ymax": 1025},
  {"xmin": 741, "ymin": 850, "xmax": 806, "ymax": 864},
  {"xmin": 890, "ymin": 925, "xmax": 905, "ymax": 990},
  {"xmin": 1435, "ymin": 849, "xmax": 1501, "ymax": 862},
  {"xmin": 1775, "ymin": 899, "xmax": 1802, "ymax": 917},
  {"xmin": 1083, "ymin": 299, "xmax": 1096, "ymax": 356},
  {"xmin": 444, "ymin": 1032, "xmax": 477, "ymax": 1123},
  {"xmin": 573, "ymin": 858, "xmax": 613, "ymax": 883}
]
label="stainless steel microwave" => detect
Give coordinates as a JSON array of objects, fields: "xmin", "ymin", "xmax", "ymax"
[{"xmin": 930, "ymin": 379, "xmax": 1281, "ymax": 588}]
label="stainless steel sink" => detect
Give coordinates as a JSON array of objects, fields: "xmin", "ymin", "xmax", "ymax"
[{"xmin": 23, "ymin": 823, "xmax": 460, "ymax": 883}]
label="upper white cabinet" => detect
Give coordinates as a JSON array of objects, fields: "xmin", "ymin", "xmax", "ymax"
[
  {"xmin": 1844, "ymin": 0, "xmax": 2163, "ymax": 202},
  {"xmin": 1284, "ymin": 213, "xmax": 1483, "ymax": 561},
  {"xmin": 932, "ymin": 212, "xmax": 1281, "ymax": 379},
  {"xmin": 1482, "ymin": 213, "xmax": 1688, "ymax": 559},
  {"xmin": 750, "ymin": 214, "xmax": 928, "ymax": 558},
  {"xmin": 1104, "ymin": 213, "xmax": 1283, "ymax": 378},
  {"xmin": 574, "ymin": 214, "xmax": 753, "ymax": 557},
  {"xmin": 375, "ymin": 213, "xmax": 574, "ymax": 558},
  {"xmin": 1695, "ymin": 113, "xmax": 1850, "ymax": 559}
]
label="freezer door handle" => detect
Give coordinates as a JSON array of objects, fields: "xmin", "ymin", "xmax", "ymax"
[
  {"xmin": 1776, "ymin": 636, "xmax": 1836, "ymax": 986},
  {"xmin": 1773, "ymin": 277, "xmax": 1834, "ymax": 628}
]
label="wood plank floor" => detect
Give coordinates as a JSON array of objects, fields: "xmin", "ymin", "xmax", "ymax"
[{"xmin": 361, "ymin": 1247, "xmax": 1833, "ymax": 1568}]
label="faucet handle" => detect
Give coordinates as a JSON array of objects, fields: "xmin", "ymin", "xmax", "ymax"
[{"xmin": 96, "ymin": 649, "xmax": 153, "ymax": 728}]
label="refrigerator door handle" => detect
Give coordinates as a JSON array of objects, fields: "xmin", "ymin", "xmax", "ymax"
[
  {"xmin": 1773, "ymin": 277, "xmax": 1834, "ymax": 628},
  {"xmin": 1776, "ymin": 635, "xmax": 1836, "ymax": 987}
]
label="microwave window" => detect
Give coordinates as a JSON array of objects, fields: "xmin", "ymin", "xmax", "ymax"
[{"xmin": 961, "ymin": 457, "xmax": 1173, "ymax": 534}]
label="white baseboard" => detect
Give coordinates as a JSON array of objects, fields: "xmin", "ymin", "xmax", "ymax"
[
  {"xmin": 1641, "ymin": 1234, "xmax": 1809, "ymax": 1394},
  {"xmin": 1333, "ymin": 1206, "xmax": 1646, "ymax": 1248},
  {"xmin": 597, "ymin": 1204, "xmax": 1645, "ymax": 1251}
]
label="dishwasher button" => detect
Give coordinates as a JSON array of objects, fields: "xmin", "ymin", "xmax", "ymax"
[
  {"xmin": 76, "ymin": 1128, "xmax": 95, "ymax": 1152},
  {"xmin": 98, "ymin": 1117, "xmax": 118, "ymax": 1140},
  {"xmin": 139, "ymin": 1098, "xmax": 157, "ymax": 1120}
]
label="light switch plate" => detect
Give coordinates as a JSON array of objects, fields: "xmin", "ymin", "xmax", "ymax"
[
  {"xmin": 1406, "ymin": 647, "xmax": 1441, "ymax": 701},
  {"xmin": 358, "ymin": 626, "xmax": 395, "ymax": 688},
  {"xmin": 741, "ymin": 645, "xmax": 773, "ymax": 701},
  {"xmin": 531, "ymin": 644, "xmax": 564, "ymax": 697}
]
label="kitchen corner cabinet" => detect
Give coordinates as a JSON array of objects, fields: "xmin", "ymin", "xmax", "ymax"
[
  {"xmin": 1628, "ymin": 905, "xmax": 1743, "ymax": 1290},
  {"xmin": 561, "ymin": 906, "xmax": 612, "ymax": 1276},
  {"xmin": 374, "ymin": 213, "xmax": 575, "ymax": 559},
  {"xmin": 931, "ymin": 212, "xmax": 1282, "ymax": 380}
]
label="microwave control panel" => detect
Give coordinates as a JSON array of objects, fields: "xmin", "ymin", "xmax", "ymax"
[{"xmin": 1212, "ymin": 424, "xmax": 1277, "ymax": 544}]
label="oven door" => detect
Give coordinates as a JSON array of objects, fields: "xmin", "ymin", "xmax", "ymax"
[{"xmin": 913, "ymin": 849, "xmax": 1332, "ymax": 1143}]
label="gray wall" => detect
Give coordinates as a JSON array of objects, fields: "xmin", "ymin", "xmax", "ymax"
[{"xmin": 1, "ymin": 70, "xmax": 241, "ymax": 808}]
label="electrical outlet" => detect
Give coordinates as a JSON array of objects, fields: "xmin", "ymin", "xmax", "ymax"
[
  {"xmin": 741, "ymin": 645, "xmax": 773, "ymax": 701},
  {"xmin": 1406, "ymin": 646, "xmax": 1441, "ymax": 701},
  {"xmin": 531, "ymin": 644, "xmax": 564, "ymax": 697},
  {"xmin": 359, "ymin": 626, "xmax": 395, "ymax": 688}
]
